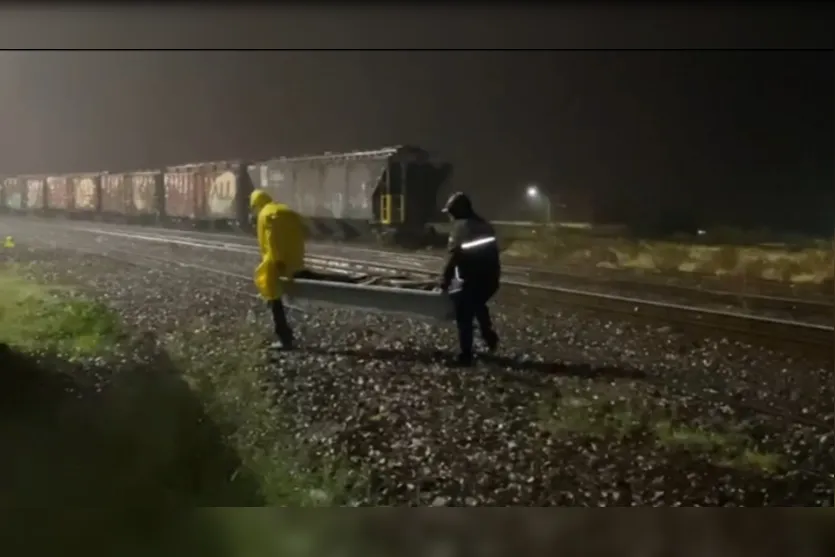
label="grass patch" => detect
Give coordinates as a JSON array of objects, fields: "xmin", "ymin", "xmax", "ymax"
[
  {"xmin": 0, "ymin": 266, "xmax": 122, "ymax": 355},
  {"xmin": 167, "ymin": 323, "xmax": 367, "ymax": 506},
  {"xmin": 653, "ymin": 421, "xmax": 785, "ymax": 473},
  {"xmin": 0, "ymin": 266, "xmax": 366, "ymax": 551},
  {"xmin": 503, "ymin": 234, "xmax": 834, "ymax": 286},
  {"xmin": 537, "ymin": 394, "xmax": 644, "ymax": 439},
  {"xmin": 537, "ymin": 392, "xmax": 786, "ymax": 475},
  {"xmin": 0, "ymin": 267, "xmax": 264, "ymax": 509}
]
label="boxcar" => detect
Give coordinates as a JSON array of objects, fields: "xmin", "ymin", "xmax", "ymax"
[
  {"xmin": 163, "ymin": 161, "xmax": 252, "ymax": 230},
  {"xmin": 45, "ymin": 175, "xmax": 73, "ymax": 216},
  {"xmin": 247, "ymin": 146, "xmax": 451, "ymax": 243},
  {"xmin": 100, "ymin": 170, "xmax": 162, "ymax": 224},
  {"xmin": 22, "ymin": 176, "xmax": 47, "ymax": 214},
  {"xmin": 69, "ymin": 173, "xmax": 102, "ymax": 217},
  {"xmin": 100, "ymin": 173, "xmax": 129, "ymax": 220},
  {"xmin": 1, "ymin": 177, "xmax": 25, "ymax": 212}
]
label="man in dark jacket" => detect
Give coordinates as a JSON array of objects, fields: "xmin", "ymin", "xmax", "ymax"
[{"xmin": 439, "ymin": 192, "xmax": 501, "ymax": 367}]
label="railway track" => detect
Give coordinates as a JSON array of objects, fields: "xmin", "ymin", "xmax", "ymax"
[
  {"xmin": 20, "ymin": 217, "xmax": 830, "ymax": 321},
  {"xmin": 8, "ymin": 223, "xmax": 831, "ymax": 435},
  {"xmin": 9, "ymin": 219, "xmax": 830, "ymax": 358},
  {"xmin": 518, "ymin": 266, "xmax": 832, "ymax": 316}
]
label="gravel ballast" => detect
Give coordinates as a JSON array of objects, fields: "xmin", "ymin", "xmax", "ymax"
[{"xmin": 1, "ymin": 219, "xmax": 832, "ymax": 506}]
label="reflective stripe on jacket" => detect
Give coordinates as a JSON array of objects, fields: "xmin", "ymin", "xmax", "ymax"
[{"xmin": 441, "ymin": 216, "xmax": 501, "ymax": 290}]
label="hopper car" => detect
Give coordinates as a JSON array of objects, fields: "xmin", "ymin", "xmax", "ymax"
[
  {"xmin": 0, "ymin": 145, "xmax": 452, "ymax": 246},
  {"xmin": 247, "ymin": 146, "xmax": 451, "ymax": 245}
]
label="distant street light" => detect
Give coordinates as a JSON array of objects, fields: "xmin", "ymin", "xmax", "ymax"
[{"xmin": 525, "ymin": 184, "xmax": 552, "ymax": 223}]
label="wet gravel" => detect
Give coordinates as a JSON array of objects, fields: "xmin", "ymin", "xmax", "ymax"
[
  {"xmin": 25, "ymin": 223, "xmax": 833, "ymax": 418},
  {"xmin": 1, "ymin": 219, "xmax": 832, "ymax": 506}
]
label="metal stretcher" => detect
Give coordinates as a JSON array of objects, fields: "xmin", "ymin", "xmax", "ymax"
[{"xmin": 281, "ymin": 269, "xmax": 457, "ymax": 322}]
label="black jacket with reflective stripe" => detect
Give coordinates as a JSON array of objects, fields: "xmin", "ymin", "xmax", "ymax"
[{"xmin": 441, "ymin": 216, "xmax": 501, "ymax": 290}]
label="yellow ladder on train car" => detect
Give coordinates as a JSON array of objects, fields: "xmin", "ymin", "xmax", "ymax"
[{"xmin": 380, "ymin": 194, "xmax": 405, "ymax": 225}]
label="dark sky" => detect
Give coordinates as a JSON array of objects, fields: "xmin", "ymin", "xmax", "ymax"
[{"xmin": 0, "ymin": 6, "xmax": 832, "ymax": 232}]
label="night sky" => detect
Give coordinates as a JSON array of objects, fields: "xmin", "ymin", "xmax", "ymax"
[{"xmin": 0, "ymin": 6, "xmax": 832, "ymax": 233}]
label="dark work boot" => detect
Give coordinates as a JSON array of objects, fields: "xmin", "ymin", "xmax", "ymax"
[
  {"xmin": 448, "ymin": 352, "xmax": 475, "ymax": 368},
  {"xmin": 269, "ymin": 299, "xmax": 295, "ymax": 351},
  {"xmin": 474, "ymin": 304, "xmax": 498, "ymax": 353},
  {"xmin": 483, "ymin": 330, "xmax": 499, "ymax": 353},
  {"xmin": 269, "ymin": 339, "xmax": 295, "ymax": 352}
]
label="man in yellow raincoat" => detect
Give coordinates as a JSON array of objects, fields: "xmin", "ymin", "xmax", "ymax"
[{"xmin": 250, "ymin": 189, "xmax": 306, "ymax": 350}]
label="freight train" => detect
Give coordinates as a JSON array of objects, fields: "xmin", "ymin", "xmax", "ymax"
[{"xmin": 0, "ymin": 146, "xmax": 452, "ymax": 246}]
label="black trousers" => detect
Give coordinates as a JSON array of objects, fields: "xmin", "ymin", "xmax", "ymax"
[
  {"xmin": 268, "ymin": 297, "xmax": 294, "ymax": 346},
  {"xmin": 452, "ymin": 284, "xmax": 498, "ymax": 357}
]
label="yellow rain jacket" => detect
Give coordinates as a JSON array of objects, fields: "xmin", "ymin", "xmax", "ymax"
[{"xmin": 251, "ymin": 189, "xmax": 306, "ymax": 301}]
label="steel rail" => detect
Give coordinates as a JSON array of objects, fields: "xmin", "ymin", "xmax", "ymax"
[
  {"xmin": 518, "ymin": 266, "xmax": 833, "ymax": 315},
  {"xmin": 4, "ymin": 218, "xmax": 832, "ymax": 351},
  {"xmin": 9, "ymin": 217, "xmax": 831, "ymax": 318},
  {"xmin": 45, "ymin": 224, "xmax": 832, "ymax": 353},
  {"xmin": 53, "ymin": 219, "xmax": 833, "ymax": 317},
  {"xmin": 499, "ymin": 280, "xmax": 833, "ymax": 352}
]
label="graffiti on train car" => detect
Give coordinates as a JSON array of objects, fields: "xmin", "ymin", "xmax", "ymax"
[
  {"xmin": 100, "ymin": 172, "xmax": 157, "ymax": 215},
  {"xmin": 249, "ymin": 163, "xmax": 282, "ymax": 209},
  {"xmin": 101, "ymin": 174, "xmax": 128, "ymax": 214},
  {"xmin": 252, "ymin": 157, "xmax": 383, "ymax": 221},
  {"xmin": 322, "ymin": 163, "xmax": 347, "ymax": 219},
  {"xmin": 346, "ymin": 160, "xmax": 382, "ymax": 220},
  {"xmin": 46, "ymin": 176, "xmax": 72, "ymax": 210},
  {"xmin": 164, "ymin": 171, "xmax": 197, "ymax": 218},
  {"xmin": 6, "ymin": 147, "xmax": 448, "ymax": 244},
  {"xmin": 72, "ymin": 176, "xmax": 99, "ymax": 212},
  {"xmin": 25, "ymin": 177, "xmax": 46, "ymax": 210},
  {"xmin": 254, "ymin": 164, "xmax": 294, "ymax": 211},
  {"xmin": 295, "ymin": 164, "xmax": 323, "ymax": 217},
  {"xmin": 259, "ymin": 165, "xmax": 270, "ymax": 191},
  {"xmin": 131, "ymin": 172, "xmax": 158, "ymax": 214},
  {"xmin": 3, "ymin": 177, "xmax": 24, "ymax": 210},
  {"xmin": 206, "ymin": 170, "xmax": 237, "ymax": 218}
]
